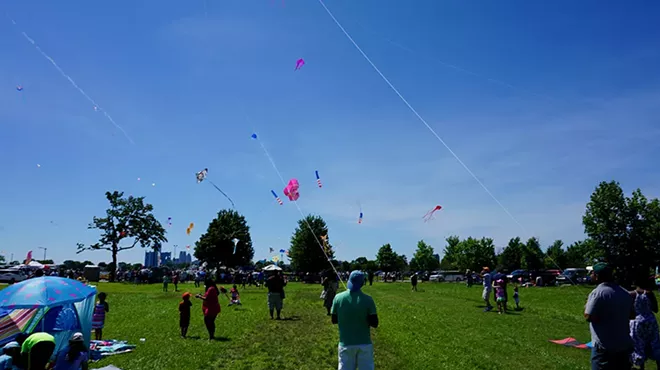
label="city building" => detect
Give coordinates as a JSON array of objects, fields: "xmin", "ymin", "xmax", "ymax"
[
  {"xmin": 160, "ymin": 252, "xmax": 172, "ymax": 265},
  {"xmin": 175, "ymin": 251, "xmax": 192, "ymax": 264},
  {"xmin": 433, "ymin": 254, "xmax": 440, "ymax": 263},
  {"xmin": 144, "ymin": 251, "xmax": 158, "ymax": 268}
]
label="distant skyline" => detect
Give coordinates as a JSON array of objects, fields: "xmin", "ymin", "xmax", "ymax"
[{"xmin": 1, "ymin": 0, "xmax": 659, "ymax": 265}]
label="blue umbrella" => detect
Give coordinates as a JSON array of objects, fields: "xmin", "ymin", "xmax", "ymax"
[{"xmin": 0, "ymin": 277, "xmax": 96, "ymax": 309}]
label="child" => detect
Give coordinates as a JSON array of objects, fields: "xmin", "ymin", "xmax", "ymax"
[
  {"xmin": 163, "ymin": 274, "xmax": 170, "ymax": 292},
  {"xmin": 494, "ymin": 279, "xmax": 506, "ymax": 314},
  {"xmin": 513, "ymin": 285, "xmax": 520, "ymax": 310},
  {"xmin": 229, "ymin": 285, "xmax": 241, "ymax": 306},
  {"xmin": 179, "ymin": 292, "xmax": 192, "ymax": 338},
  {"xmin": 92, "ymin": 292, "xmax": 109, "ymax": 340}
]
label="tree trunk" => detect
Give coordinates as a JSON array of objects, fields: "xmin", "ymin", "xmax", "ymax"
[{"xmin": 111, "ymin": 244, "xmax": 118, "ymax": 282}]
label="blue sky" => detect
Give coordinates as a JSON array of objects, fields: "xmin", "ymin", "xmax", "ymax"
[{"xmin": 1, "ymin": 0, "xmax": 659, "ymax": 265}]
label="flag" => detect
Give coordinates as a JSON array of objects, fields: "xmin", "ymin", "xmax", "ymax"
[
  {"xmin": 26, "ymin": 251, "xmax": 32, "ymax": 265},
  {"xmin": 269, "ymin": 247, "xmax": 274, "ymax": 253}
]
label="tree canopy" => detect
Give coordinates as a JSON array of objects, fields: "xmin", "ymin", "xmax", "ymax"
[
  {"xmin": 410, "ymin": 240, "xmax": 439, "ymax": 272},
  {"xmin": 194, "ymin": 209, "xmax": 254, "ymax": 268},
  {"xmin": 440, "ymin": 236, "xmax": 496, "ymax": 272},
  {"xmin": 288, "ymin": 215, "xmax": 332, "ymax": 272},
  {"xmin": 583, "ymin": 181, "xmax": 660, "ymax": 285},
  {"xmin": 77, "ymin": 191, "xmax": 166, "ymax": 281},
  {"xmin": 376, "ymin": 244, "xmax": 400, "ymax": 272}
]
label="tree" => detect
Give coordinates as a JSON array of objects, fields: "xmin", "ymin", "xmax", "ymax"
[
  {"xmin": 396, "ymin": 254, "xmax": 409, "ymax": 272},
  {"xmin": 77, "ymin": 191, "xmax": 167, "ymax": 281},
  {"xmin": 289, "ymin": 215, "xmax": 333, "ymax": 272},
  {"xmin": 565, "ymin": 239, "xmax": 597, "ymax": 268},
  {"xmin": 440, "ymin": 236, "xmax": 461, "ymax": 270},
  {"xmin": 544, "ymin": 240, "xmax": 567, "ymax": 270},
  {"xmin": 194, "ymin": 209, "xmax": 254, "ymax": 269},
  {"xmin": 376, "ymin": 244, "xmax": 399, "ymax": 272},
  {"xmin": 350, "ymin": 257, "xmax": 369, "ymax": 271},
  {"xmin": 340, "ymin": 261, "xmax": 351, "ymax": 272},
  {"xmin": 98, "ymin": 262, "xmax": 108, "ymax": 268},
  {"xmin": 412, "ymin": 240, "xmax": 439, "ymax": 272},
  {"xmin": 497, "ymin": 237, "xmax": 524, "ymax": 272},
  {"xmin": 521, "ymin": 237, "xmax": 544, "ymax": 271},
  {"xmin": 583, "ymin": 181, "xmax": 660, "ymax": 286}
]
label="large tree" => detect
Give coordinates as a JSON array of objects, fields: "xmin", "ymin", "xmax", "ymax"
[
  {"xmin": 376, "ymin": 244, "xmax": 399, "ymax": 272},
  {"xmin": 497, "ymin": 237, "xmax": 524, "ymax": 272},
  {"xmin": 411, "ymin": 240, "xmax": 440, "ymax": 272},
  {"xmin": 564, "ymin": 239, "xmax": 598, "ymax": 267},
  {"xmin": 544, "ymin": 240, "xmax": 567, "ymax": 270},
  {"xmin": 289, "ymin": 215, "xmax": 333, "ymax": 272},
  {"xmin": 194, "ymin": 209, "xmax": 254, "ymax": 268},
  {"xmin": 521, "ymin": 237, "xmax": 544, "ymax": 271},
  {"xmin": 583, "ymin": 181, "xmax": 660, "ymax": 285},
  {"xmin": 439, "ymin": 235, "xmax": 461, "ymax": 270},
  {"xmin": 77, "ymin": 191, "xmax": 166, "ymax": 281}
]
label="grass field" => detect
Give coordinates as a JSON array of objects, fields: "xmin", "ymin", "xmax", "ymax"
[{"xmin": 83, "ymin": 281, "xmax": 654, "ymax": 370}]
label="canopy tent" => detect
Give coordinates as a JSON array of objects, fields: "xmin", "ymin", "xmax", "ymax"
[
  {"xmin": 0, "ymin": 277, "xmax": 97, "ymax": 355},
  {"xmin": 263, "ymin": 265, "xmax": 282, "ymax": 272}
]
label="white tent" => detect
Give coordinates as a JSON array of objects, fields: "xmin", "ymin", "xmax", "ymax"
[
  {"xmin": 27, "ymin": 261, "xmax": 44, "ymax": 268},
  {"xmin": 263, "ymin": 264, "xmax": 282, "ymax": 272}
]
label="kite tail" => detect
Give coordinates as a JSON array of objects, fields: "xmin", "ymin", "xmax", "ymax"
[{"xmin": 208, "ymin": 180, "xmax": 236, "ymax": 208}]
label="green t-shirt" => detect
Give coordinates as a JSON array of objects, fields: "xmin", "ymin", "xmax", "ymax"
[{"xmin": 331, "ymin": 290, "xmax": 377, "ymax": 346}]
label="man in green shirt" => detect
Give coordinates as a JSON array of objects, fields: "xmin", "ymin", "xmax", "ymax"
[{"xmin": 331, "ymin": 270, "xmax": 378, "ymax": 370}]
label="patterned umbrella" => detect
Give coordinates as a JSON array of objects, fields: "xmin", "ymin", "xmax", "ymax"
[{"xmin": 0, "ymin": 277, "xmax": 96, "ymax": 309}]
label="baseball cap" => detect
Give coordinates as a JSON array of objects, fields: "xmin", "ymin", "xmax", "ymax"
[
  {"xmin": 347, "ymin": 271, "xmax": 365, "ymax": 292},
  {"xmin": 3, "ymin": 341, "xmax": 19, "ymax": 351},
  {"xmin": 70, "ymin": 332, "xmax": 84, "ymax": 343},
  {"xmin": 592, "ymin": 262, "xmax": 611, "ymax": 274}
]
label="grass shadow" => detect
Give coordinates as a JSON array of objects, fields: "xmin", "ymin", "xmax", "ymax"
[{"xmin": 280, "ymin": 316, "xmax": 301, "ymax": 321}]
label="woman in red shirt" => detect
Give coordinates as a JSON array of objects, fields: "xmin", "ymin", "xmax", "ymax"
[{"xmin": 196, "ymin": 279, "xmax": 221, "ymax": 340}]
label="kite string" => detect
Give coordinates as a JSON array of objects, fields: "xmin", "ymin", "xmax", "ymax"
[
  {"xmin": 317, "ymin": 0, "xmax": 588, "ymax": 299},
  {"xmin": 9, "ymin": 17, "xmax": 134, "ymax": 144},
  {"xmin": 252, "ymin": 132, "xmax": 347, "ymax": 289},
  {"xmin": 316, "ymin": 0, "xmax": 525, "ymax": 234},
  {"xmin": 207, "ymin": 180, "xmax": 236, "ymax": 209}
]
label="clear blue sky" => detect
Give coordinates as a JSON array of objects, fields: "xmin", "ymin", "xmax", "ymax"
[{"xmin": 1, "ymin": 0, "xmax": 659, "ymax": 265}]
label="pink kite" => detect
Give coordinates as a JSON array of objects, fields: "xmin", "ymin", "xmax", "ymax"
[
  {"xmin": 283, "ymin": 179, "xmax": 300, "ymax": 201},
  {"xmin": 294, "ymin": 58, "xmax": 305, "ymax": 71},
  {"xmin": 423, "ymin": 205, "xmax": 442, "ymax": 222}
]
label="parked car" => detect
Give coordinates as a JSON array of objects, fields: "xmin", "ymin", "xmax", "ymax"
[
  {"xmin": 506, "ymin": 269, "xmax": 528, "ymax": 282},
  {"xmin": 555, "ymin": 268, "xmax": 589, "ymax": 285},
  {"xmin": 441, "ymin": 271, "xmax": 465, "ymax": 282},
  {"xmin": 0, "ymin": 269, "xmax": 27, "ymax": 284},
  {"xmin": 429, "ymin": 273, "xmax": 444, "ymax": 282}
]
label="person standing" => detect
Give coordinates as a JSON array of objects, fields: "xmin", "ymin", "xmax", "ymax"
[
  {"xmin": 322, "ymin": 274, "xmax": 339, "ymax": 316},
  {"xmin": 629, "ymin": 274, "xmax": 660, "ymax": 369},
  {"xmin": 466, "ymin": 269, "xmax": 473, "ymax": 288},
  {"xmin": 265, "ymin": 271, "xmax": 287, "ymax": 320},
  {"xmin": 367, "ymin": 271, "xmax": 374, "ymax": 286},
  {"xmin": 196, "ymin": 279, "xmax": 221, "ymax": 340},
  {"xmin": 331, "ymin": 271, "xmax": 378, "ymax": 370},
  {"xmin": 410, "ymin": 273, "xmax": 418, "ymax": 292},
  {"xmin": 584, "ymin": 263, "xmax": 634, "ymax": 370},
  {"xmin": 481, "ymin": 268, "xmax": 493, "ymax": 312}
]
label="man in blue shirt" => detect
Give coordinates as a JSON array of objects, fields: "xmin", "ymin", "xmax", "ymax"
[{"xmin": 331, "ymin": 271, "xmax": 378, "ymax": 370}]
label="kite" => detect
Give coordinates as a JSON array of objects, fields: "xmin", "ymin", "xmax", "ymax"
[
  {"xmin": 196, "ymin": 168, "xmax": 208, "ymax": 183},
  {"xmin": 186, "ymin": 222, "xmax": 194, "ymax": 235},
  {"xmin": 36, "ymin": 164, "xmax": 41, "ymax": 168},
  {"xmin": 167, "ymin": 217, "xmax": 172, "ymax": 227},
  {"xmin": 272, "ymin": 256, "xmax": 280, "ymax": 263},
  {"xmin": 271, "ymin": 190, "xmax": 283, "ymax": 205},
  {"xmin": 269, "ymin": 247, "xmax": 274, "ymax": 253},
  {"xmin": 294, "ymin": 58, "xmax": 305, "ymax": 71},
  {"xmin": 283, "ymin": 179, "xmax": 300, "ymax": 201},
  {"xmin": 285, "ymin": 250, "xmax": 289, "ymax": 257},
  {"xmin": 423, "ymin": 205, "xmax": 443, "ymax": 222},
  {"xmin": 196, "ymin": 167, "xmax": 236, "ymax": 208},
  {"xmin": 358, "ymin": 211, "xmax": 363, "ymax": 224},
  {"xmin": 315, "ymin": 171, "xmax": 322, "ymax": 188},
  {"xmin": 251, "ymin": 133, "xmax": 257, "ymax": 139},
  {"xmin": 16, "ymin": 85, "xmax": 23, "ymax": 91},
  {"xmin": 232, "ymin": 238, "xmax": 239, "ymax": 254}
]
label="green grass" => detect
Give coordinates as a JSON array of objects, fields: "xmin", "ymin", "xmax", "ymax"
[{"xmin": 81, "ymin": 281, "xmax": 654, "ymax": 370}]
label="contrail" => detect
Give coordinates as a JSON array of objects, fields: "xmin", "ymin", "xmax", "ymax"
[{"xmin": 10, "ymin": 18, "xmax": 135, "ymax": 144}]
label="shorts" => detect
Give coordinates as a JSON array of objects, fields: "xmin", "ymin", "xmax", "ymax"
[
  {"xmin": 496, "ymin": 297, "xmax": 506, "ymax": 303},
  {"xmin": 338, "ymin": 344, "xmax": 374, "ymax": 370},
  {"xmin": 268, "ymin": 292, "xmax": 283, "ymax": 311},
  {"xmin": 482, "ymin": 288, "xmax": 492, "ymax": 301}
]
